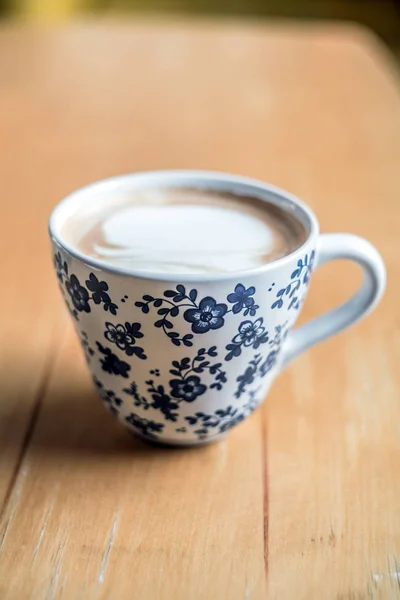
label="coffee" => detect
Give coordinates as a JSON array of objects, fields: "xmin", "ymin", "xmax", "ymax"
[{"xmin": 60, "ymin": 187, "xmax": 306, "ymax": 274}]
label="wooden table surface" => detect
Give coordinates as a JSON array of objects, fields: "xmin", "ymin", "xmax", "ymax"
[{"xmin": 0, "ymin": 19, "xmax": 399, "ymax": 600}]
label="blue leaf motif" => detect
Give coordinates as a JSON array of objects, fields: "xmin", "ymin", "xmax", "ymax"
[
  {"xmin": 271, "ymin": 251, "xmax": 315, "ymax": 311},
  {"xmin": 272, "ymin": 299, "xmax": 283, "ymax": 309}
]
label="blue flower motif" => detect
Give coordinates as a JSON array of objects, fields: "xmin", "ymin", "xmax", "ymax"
[
  {"xmin": 169, "ymin": 347, "xmax": 226, "ymax": 392},
  {"xmin": 232, "ymin": 318, "xmax": 266, "ymax": 348},
  {"xmin": 96, "ymin": 342, "xmax": 131, "ymax": 378},
  {"xmin": 170, "ymin": 375, "xmax": 207, "ymax": 402},
  {"xmin": 104, "ymin": 322, "xmax": 146, "ymax": 359},
  {"xmin": 225, "ymin": 318, "xmax": 269, "ymax": 361},
  {"xmin": 66, "ymin": 274, "xmax": 90, "ymax": 313},
  {"xmin": 136, "ymin": 283, "xmax": 261, "ymax": 344},
  {"xmin": 86, "ymin": 273, "xmax": 118, "ymax": 314},
  {"xmin": 123, "ymin": 348, "xmax": 223, "ymax": 424},
  {"xmin": 227, "ymin": 284, "xmax": 259, "ymax": 316},
  {"xmin": 150, "ymin": 386, "xmax": 179, "ymax": 421},
  {"xmin": 86, "ymin": 273, "xmax": 109, "ymax": 304},
  {"xmin": 55, "ymin": 254, "xmax": 119, "ymax": 316},
  {"xmin": 184, "ymin": 297, "xmax": 227, "ymax": 334}
]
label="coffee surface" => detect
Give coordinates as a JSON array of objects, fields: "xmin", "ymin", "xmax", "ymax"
[{"xmin": 61, "ymin": 187, "xmax": 306, "ymax": 274}]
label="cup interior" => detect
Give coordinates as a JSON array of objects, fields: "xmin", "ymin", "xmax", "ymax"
[{"xmin": 49, "ymin": 170, "xmax": 319, "ymax": 281}]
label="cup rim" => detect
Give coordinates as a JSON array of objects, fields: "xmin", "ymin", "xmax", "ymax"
[{"xmin": 49, "ymin": 170, "xmax": 319, "ymax": 282}]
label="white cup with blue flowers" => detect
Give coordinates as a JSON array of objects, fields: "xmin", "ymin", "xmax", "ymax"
[{"xmin": 49, "ymin": 171, "xmax": 386, "ymax": 446}]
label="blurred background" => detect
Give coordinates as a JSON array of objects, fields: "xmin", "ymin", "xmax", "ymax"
[{"xmin": 0, "ymin": 1, "xmax": 400, "ymax": 54}]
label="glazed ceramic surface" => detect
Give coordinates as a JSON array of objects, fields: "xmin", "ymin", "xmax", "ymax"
[{"xmin": 49, "ymin": 171, "xmax": 385, "ymax": 445}]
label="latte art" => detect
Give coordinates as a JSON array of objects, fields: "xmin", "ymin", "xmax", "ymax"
[{"xmin": 61, "ymin": 188, "xmax": 306, "ymax": 274}]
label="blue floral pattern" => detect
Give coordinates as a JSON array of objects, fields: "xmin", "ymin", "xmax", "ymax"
[
  {"xmin": 96, "ymin": 342, "xmax": 131, "ymax": 378},
  {"xmin": 184, "ymin": 297, "xmax": 227, "ymax": 334},
  {"xmin": 54, "ymin": 252, "xmax": 118, "ymax": 318},
  {"xmin": 178, "ymin": 390, "xmax": 260, "ymax": 440},
  {"xmin": 170, "ymin": 376, "xmax": 206, "ymax": 402},
  {"xmin": 225, "ymin": 317, "xmax": 269, "ymax": 361},
  {"xmin": 104, "ymin": 321, "xmax": 146, "ymax": 359},
  {"xmin": 124, "ymin": 379, "xmax": 177, "ymax": 422},
  {"xmin": 66, "ymin": 274, "xmax": 90, "ymax": 313},
  {"xmin": 123, "ymin": 347, "xmax": 227, "ymax": 422},
  {"xmin": 144, "ymin": 381, "xmax": 180, "ymax": 421},
  {"xmin": 125, "ymin": 413, "xmax": 164, "ymax": 440},
  {"xmin": 52, "ymin": 242, "xmax": 316, "ymax": 445},
  {"xmin": 271, "ymin": 252, "xmax": 315, "ymax": 310},
  {"xmin": 169, "ymin": 347, "xmax": 227, "ymax": 391},
  {"xmin": 135, "ymin": 283, "xmax": 259, "ymax": 346},
  {"xmin": 227, "ymin": 284, "xmax": 259, "ymax": 316},
  {"xmin": 234, "ymin": 324, "xmax": 288, "ymax": 397}
]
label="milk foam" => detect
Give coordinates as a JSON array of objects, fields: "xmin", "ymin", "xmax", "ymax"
[
  {"xmin": 62, "ymin": 188, "xmax": 306, "ymax": 274},
  {"xmin": 95, "ymin": 204, "xmax": 275, "ymax": 273}
]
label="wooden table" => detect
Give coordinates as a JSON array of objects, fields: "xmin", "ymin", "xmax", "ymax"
[{"xmin": 0, "ymin": 20, "xmax": 399, "ymax": 600}]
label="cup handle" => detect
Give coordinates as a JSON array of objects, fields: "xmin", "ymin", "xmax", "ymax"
[{"xmin": 281, "ymin": 233, "xmax": 386, "ymax": 367}]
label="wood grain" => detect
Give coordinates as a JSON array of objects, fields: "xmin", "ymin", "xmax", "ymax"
[{"xmin": 0, "ymin": 20, "xmax": 399, "ymax": 599}]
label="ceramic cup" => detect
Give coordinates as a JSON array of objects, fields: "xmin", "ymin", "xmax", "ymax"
[{"xmin": 49, "ymin": 171, "xmax": 386, "ymax": 446}]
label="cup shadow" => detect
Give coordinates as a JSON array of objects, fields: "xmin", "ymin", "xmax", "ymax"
[{"xmin": 9, "ymin": 384, "xmax": 202, "ymax": 461}]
